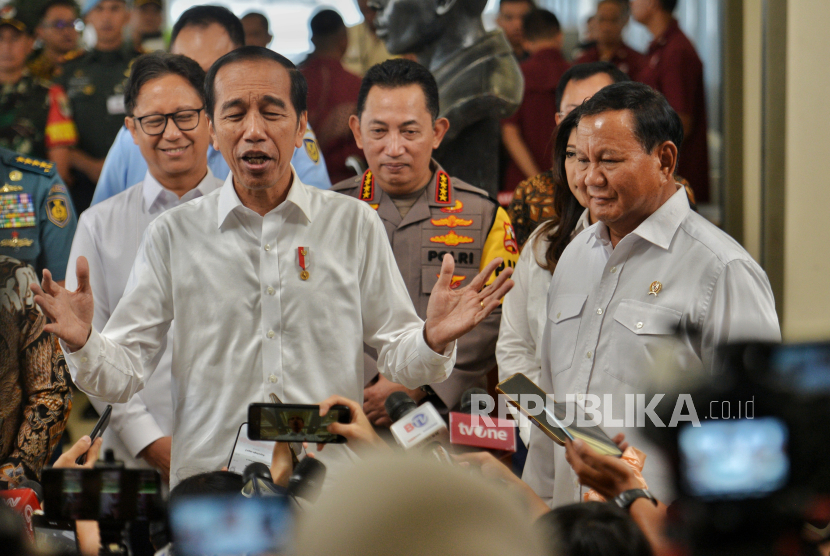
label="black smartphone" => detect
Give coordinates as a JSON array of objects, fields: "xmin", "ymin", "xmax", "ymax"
[
  {"xmin": 31, "ymin": 515, "xmax": 80, "ymax": 555},
  {"xmin": 248, "ymin": 403, "xmax": 351, "ymax": 443},
  {"xmin": 75, "ymin": 404, "xmax": 112, "ymax": 465},
  {"xmin": 496, "ymin": 373, "xmax": 622, "ymax": 457}
]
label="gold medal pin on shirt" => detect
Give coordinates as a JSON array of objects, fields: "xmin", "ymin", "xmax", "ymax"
[
  {"xmin": 649, "ymin": 281, "xmax": 662, "ymax": 296},
  {"xmin": 298, "ymin": 247, "xmax": 310, "ymax": 280}
]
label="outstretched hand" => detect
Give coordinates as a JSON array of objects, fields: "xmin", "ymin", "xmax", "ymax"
[
  {"xmin": 31, "ymin": 256, "xmax": 94, "ymax": 352},
  {"xmin": 564, "ymin": 438, "xmax": 642, "ymax": 499},
  {"xmin": 424, "ymin": 254, "xmax": 514, "ymax": 353}
]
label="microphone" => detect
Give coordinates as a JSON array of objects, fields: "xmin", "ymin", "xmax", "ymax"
[
  {"xmin": 0, "ymin": 480, "xmax": 43, "ymax": 542},
  {"xmin": 449, "ymin": 388, "xmax": 517, "ymax": 453},
  {"xmin": 241, "ymin": 462, "xmax": 288, "ymax": 498},
  {"xmin": 286, "ymin": 457, "xmax": 326, "ymax": 503},
  {"xmin": 386, "ymin": 392, "xmax": 448, "ymax": 452}
]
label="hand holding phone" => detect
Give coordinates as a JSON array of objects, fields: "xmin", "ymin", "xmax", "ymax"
[
  {"xmin": 248, "ymin": 403, "xmax": 351, "ymax": 444},
  {"xmin": 75, "ymin": 405, "xmax": 112, "ymax": 465}
]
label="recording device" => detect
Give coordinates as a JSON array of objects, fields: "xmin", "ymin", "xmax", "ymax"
[
  {"xmin": 386, "ymin": 392, "xmax": 448, "ymax": 451},
  {"xmin": 241, "ymin": 462, "xmax": 289, "ymax": 499},
  {"xmin": 287, "ymin": 457, "xmax": 326, "ymax": 502},
  {"xmin": 496, "ymin": 373, "xmax": 622, "ymax": 457},
  {"xmin": 31, "ymin": 515, "xmax": 80, "ymax": 555},
  {"xmin": 248, "ymin": 403, "xmax": 351, "ymax": 443},
  {"xmin": 0, "ymin": 479, "xmax": 43, "ymax": 542},
  {"xmin": 169, "ymin": 495, "xmax": 293, "ymax": 556},
  {"xmin": 449, "ymin": 388, "xmax": 517, "ymax": 452},
  {"xmin": 227, "ymin": 423, "xmax": 275, "ymax": 474},
  {"xmin": 76, "ymin": 404, "xmax": 112, "ymax": 465}
]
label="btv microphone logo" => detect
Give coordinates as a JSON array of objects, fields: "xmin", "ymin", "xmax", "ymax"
[{"xmin": 404, "ymin": 413, "xmax": 428, "ymax": 433}]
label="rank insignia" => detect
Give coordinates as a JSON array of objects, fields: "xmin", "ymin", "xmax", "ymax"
[
  {"xmin": 360, "ymin": 170, "xmax": 375, "ymax": 202},
  {"xmin": 430, "ymin": 231, "xmax": 474, "ymax": 247},
  {"xmin": 0, "ymin": 185, "xmax": 22, "ymax": 193},
  {"xmin": 430, "ymin": 215, "xmax": 473, "ymax": 228},
  {"xmin": 304, "ymin": 138, "xmax": 320, "ymax": 164},
  {"xmin": 437, "ymin": 274, "xmax": 467, "ymax": 289},
  {"xmin": 47, "ymin": 196, "xmax": 70, "ymax": 227},
  {"xmin": 9, "ymin": 171, "xmax": 22, "ymax": 181},
  {"xmin": 440, "ymin": 200, "xmax": 463, "ymax": 214},
  {"xmin": 503, "ymin": 223, "xmax": 519, "ymax": 254},
  {"xmin": 648, "ymin": 281, "xmax": 662, "ymax": 297},
  {"xmin": 0, "ymin": 232, "xmax": 34, "ymax": 248},
  {"xmin": 435, "ymin": 171, "xmax": 451, "ymax": 204}
]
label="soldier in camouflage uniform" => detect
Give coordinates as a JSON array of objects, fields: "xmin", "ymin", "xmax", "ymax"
[
  {"xmin": 27, "ymin": 0, "xmax": 85, "ymax": 82},
  {"xmin": 0, "ymin": 0, "xmax": 79, "ymax": 185}
]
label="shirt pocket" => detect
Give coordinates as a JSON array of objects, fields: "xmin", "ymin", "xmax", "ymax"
[
  {"xmin": 547, "ymin": 293, "xmax": 587, "ymax": 376},
  {"xmin": 608, "ymin": 299, "xmax": 682, "ymax": 388}
]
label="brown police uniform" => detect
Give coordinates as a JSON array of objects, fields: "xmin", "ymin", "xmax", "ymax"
[{"xmin": 332, "ymin": 161, "xmax": 520, "ymax": 410}]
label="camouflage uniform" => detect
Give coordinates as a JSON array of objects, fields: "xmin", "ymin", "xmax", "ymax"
[{"xmin": 27, "ymin": 48, "xmax": 85, "ymax": 82}]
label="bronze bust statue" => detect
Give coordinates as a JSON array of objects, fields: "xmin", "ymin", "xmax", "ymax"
[{"xmin": 370, "ymin": 0, "xmax": 524, "ymax": 196}]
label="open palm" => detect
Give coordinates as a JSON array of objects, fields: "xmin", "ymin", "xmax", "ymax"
[
  {"xmin": 31, "ymin": 256, "xmax": 95, "ymax": 352},
  {"xmin": 424, "ymin": 254, "xmax": 514, "ymax": 353}
]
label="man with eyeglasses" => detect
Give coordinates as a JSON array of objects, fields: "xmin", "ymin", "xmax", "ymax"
[
  {"xmin": 28, "ymin": 0, "xmax": 84, "ymax": 82},
  {"xmin": 63, "ymin": 52, "xmax": 222, "ymax": 480}
]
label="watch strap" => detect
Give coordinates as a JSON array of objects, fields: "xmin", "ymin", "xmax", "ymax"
[{"xmin": 612, "ymin": 488, "xmax": 657, "ymax": 511}]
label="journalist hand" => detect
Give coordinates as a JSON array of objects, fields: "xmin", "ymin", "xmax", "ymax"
[
  {"xmin": 54, "ymin": 435, "xmax": 103, "ymax": 469},
  {"xmin": 564, "ymin": 438, "xmax": 641, "ymax": 499},
  {"xmin": 316, "ymin": 395, "xmax": 390, "ymax": 455}
]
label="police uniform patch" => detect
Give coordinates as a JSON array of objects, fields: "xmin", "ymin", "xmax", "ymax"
[
  {"xmin": 49, "ymin": 183, "xmax": 68, "ymax": 195},
  {"xmin": 440, "ymin": 200, "xmax": 463, "ymax": 213},
  {"xmin": 46, "ymin": 195, "xmax": 71, "ymax": 228},
  {"xmin": 9, "ymin": 170, "xmax": 22, "ymax": 181},
  {"xmin": 431, "ymin": 215, "xmax": 473, "ymax": 228},
  {"xmin": 430, "ymin": 231, "xmax": 474, "ymax": 247},
  {"xmin": 436, "ymin": 274, "xmax": 467, "ymax": 289},
  {"xmin": 0, "ymin": 193, "xmax": 36, "ymax": 228},
  {"xmin": 359, "ymin": 170, "xmax": 375, "ymax": 202},
  {"xmin": 435, "ymin": 171, "xmax": 451, "ymax": 204},
  {"xmin": 503, "ymin": 222, "xmax": 519, "ymax": 254},
  {"xmin": 303, "ymin": 138, "xmax": 320, "ymax": 164}
]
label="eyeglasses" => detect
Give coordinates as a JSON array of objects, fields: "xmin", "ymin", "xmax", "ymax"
[
  {"xmin": 134, "ymin": 108, "xmax": 205, "ymax": 136},
  {"xmin": 40, "ymin": 19, "xmax": 84, "ymax": 32}
]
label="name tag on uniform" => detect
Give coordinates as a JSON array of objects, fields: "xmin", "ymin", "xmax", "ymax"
[{"xmin": 107, "ymin": 94, "xmax": 125, "ymax": 115}]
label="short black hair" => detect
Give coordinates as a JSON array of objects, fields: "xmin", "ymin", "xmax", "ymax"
[
  {"xmin": 357, "ymin": 59, "xmax": 440, "ymax": 121},
  {"xmin": 241, "ymin": 11, "xmax": 269, "ymax": 32},
  {"xmin": 574, "ymin": 81, "xmax": 684, "ymax": 153},
  {"xmin": 309, "ymin": 9, "xmax": 345, "ymax": 39},
  {"xmin": 536, "ymin": 502, "xmax": 654, "ymax": 556},
  {"xmin": 205, "ymin": 45, "xmax": 307, "ymax": 119},
  {"xmin": 598, "ymin": 0, "xmax": 631, "ymax": 18},
  {"xmin": 39, "ymin": 0, "xmax": 80, "ymax": 22},
  {"xmin": 499, "ymin": 0, "xmax": 535, "ymax": 8},
  {"xmin": 659, "ymin": 0, "xmax": 679, "ymax": 13},
  {"xmin": 556, "ymin": 61, "xmax": 630, "ymax": 111},
  {"xmin": 171, "ymin": 5, "xmax": 245, "ymax": 49},
  {"xmin": 125, "ymin": 52, "xmax": 206, "ymax": 116},
  {"xmin": 169, "ymin": 471, "xmax": 244, "ymax": 505},
  {"xmin": 522, "ymin": 9, "xmax": 560, "ymax": 41}
]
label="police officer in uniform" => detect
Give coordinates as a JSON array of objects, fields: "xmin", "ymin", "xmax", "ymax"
[
  {"xmin": 0, "ymin": 147, "xmax": 77, "ymax": 284},
  {"xmin": 53, "ymin": 0, "xmax": 141, "ymax": 212},
  {"xmin": 333, "ymin": 60, "xmax": 519, "ymax": 424}
]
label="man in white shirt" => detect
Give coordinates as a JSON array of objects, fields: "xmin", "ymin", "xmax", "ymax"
[
  {"xmin": 65, "ymin": 52, "xmax": 223, "ymax": 482},
  {"xmin": 521, "ymin": 82, "xmax": 780, "ymax": 508},
  {"xmin": 33, "ymin": 46, "xmax": 513, "ymax": 486}
]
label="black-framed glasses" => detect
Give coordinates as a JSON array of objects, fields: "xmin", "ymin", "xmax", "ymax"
[
  {"xmin": 40, "ymin": 19, "xmax": 83, "ymax": 31},
  {"xmin": 134, "ymin": 108, "xmax": 205, "ymax": 136}
]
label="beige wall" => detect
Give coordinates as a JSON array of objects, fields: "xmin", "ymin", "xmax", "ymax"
[{"xmin": 742, "ymin": 2, "xmax": 762, "ymax": 262}]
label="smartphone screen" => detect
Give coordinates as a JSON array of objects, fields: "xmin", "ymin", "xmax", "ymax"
[
  {"xmin": 170, "ymin": 495, "xmax": 293, "ymax": 556},
  {"xmin": 32, "ymin": 516, "xmax": 79, "ymax": 555},
  {"xmin": 769, "ymin": 343, "xmax": 830, "ymax": 394},
  {"xmin": 248, "ymin": 404, "xmax": 350, "ymax": 444},
  {"xmin": 496, "ymin": 373, "xmax": 622, "ymax": 457},
  {"xmin": 678, "ymin": 417, "xmax": 790, "ymax": 499},
  {"xmin": 227, "ymin": 423, "xmax": 274, "ymax": 474},
  {"xmin": 41, "ymin": 469, "xmax": 163, "ymax": 521}
]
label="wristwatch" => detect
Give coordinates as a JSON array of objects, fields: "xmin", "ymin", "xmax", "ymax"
[{"xmin": 612, "ymin": 489, "xmax": 657, "ymax": 511}]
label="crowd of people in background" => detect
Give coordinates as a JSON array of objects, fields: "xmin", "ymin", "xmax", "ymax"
[{"xmin": 0, "ymin": 1, "xmax": 806, "ymax": 556}]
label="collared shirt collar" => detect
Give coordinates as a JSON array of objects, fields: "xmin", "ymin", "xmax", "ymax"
[
  {"xmin": 217, "ymin": 165, "xmax": 312, "ymax": 228},
  {"xmin": 142, "ymin": 168, "xmax": 218, "ymax": 214},
  {"xmin": 590, "ymin": 185, "xmax": 689, "ymax": 251},
  {"xmin": 649, "ymin": 18, "xmax": 681, "ymax": 51}
]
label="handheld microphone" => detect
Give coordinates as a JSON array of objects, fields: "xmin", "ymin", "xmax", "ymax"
[
  {"xmin": 0, "ymin": 480, "xmax": 43, "ymax": 542},
  {"xmin": 449, "ymin": 388, "xmax": 517, "ymax": 453},
  {"xmin": 241, "ymin": 462, "xmax": 288, "ymax": 498},
  {"xmin": 386, "ymin": 392, "xmax": 448, "ymax": 451},
  {"xmin": 286, "ymin": 457, "xmax": 326, "ymax": 503}
]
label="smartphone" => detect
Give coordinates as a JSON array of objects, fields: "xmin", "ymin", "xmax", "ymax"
[
  {"xmin": 75, "ymin": 404, "xmax": 112, "ymax": 465},
  {"xmin": 226, "ymin": 423, "xmax": 275, "ymax": 474},
  {"xmin": 248, "ymin": 403, "xmax": 351, "ymax": 444},
  {"xmin": 41, "ymin": 468, "xmax": 164, "ymax": 521},
  {"xmin": 496, "ymin": 373, "xmax": 622, "ymax": 457},
  {"xmin": 678, "ymin": 417, "xmax": 790, "ymax": 499},
  {"xmin": 31, "ymin": 515, "xmax": 80, "ymax": 555},
  {"xmin": 169, "ymin": 494, "xmax": 293, "ymax": 556}
]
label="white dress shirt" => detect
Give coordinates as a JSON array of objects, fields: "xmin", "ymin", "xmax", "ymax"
[
  {"xmin": 497, "ymin": 209, "xmax": 591, "ymax": 445},
  {"xmin": 66, "ymin": 170, "xmax": 222, "ymax": 468},
  {"xmin": 521, "ymin": 186, "xmax": 781, "ymax": 508},
  {"xmin": 64, "ymin": 169, "xmax": 456, "ymax": 486}
]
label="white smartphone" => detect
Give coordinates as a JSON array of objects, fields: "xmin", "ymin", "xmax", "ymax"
[{"xmin": 226, "ymin": 423, "xmax": 274, "ymax": 474}]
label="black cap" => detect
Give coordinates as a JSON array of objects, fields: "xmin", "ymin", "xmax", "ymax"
[
  {"xmin": 385, "ymin": 391, "xmax": 418, "ymax": 422},
  {"xmin": 459, "ymin": 388, "xmax": 489, "ymax": 415}
]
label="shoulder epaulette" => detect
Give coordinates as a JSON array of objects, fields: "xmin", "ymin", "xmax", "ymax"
[
  {"xmin": 330, "ymin": 174, "xmax": 361, "ymax": 192},
  {"xmin": 61, "ymin": 49, "xmax": 85, "ymax": 62},
  {"xmin": 1, "ymin": 149, "xmax": 57, "ymax": 177}
]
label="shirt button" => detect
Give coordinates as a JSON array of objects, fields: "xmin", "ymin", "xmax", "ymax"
[
  {"xmin": 267, "ymin": 286, "xmax": 275, "ymax": 296},
  {"xmin": 81, "ymin": 356, "xmax": 88, "ymax": 363},
  {"xmin": 264, "ymin": 244, "xmax": 271, "ymax": 251},
  {"xmin": 636, "ymin": 322, "xmax": 644, "ymax": 329},
  {"xmin": 556, "ymin": 312, "xmax": 561, "ymax": 319},
  {"xmin": 610, "ymin": 266, "xmax": 617, "ymax": 274},
  {"xmin": 586, "ymin": 351, "xmax": 593, "ymax": 359},
  {"xmin": 267, "ymin": 330, "xmax": 275, "ymax": 339},
  {"xmin": 596, "ymin": 308, "xmax": 603, "ymax": 315},
  {"xmin": 269, "ymin": 374, "xmax": 277, "ymax": 383},
  {"xmin": 577, "ymin": 393, "xmax": 584, "ymax": 401}
]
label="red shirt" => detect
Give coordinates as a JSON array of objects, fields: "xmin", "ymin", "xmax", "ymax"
[
  {"xmin": 300, "ymin": 56, "xmax": 363, "ymax": 183},
  {"xmin": 574, "ymin": 43, "xmax": 647, "ymax": 81},
  {"xmin": 639, "ymin": 19, "xmax": 710, "ymax": 203},
  {"xmin": 502, "ymin": 47, "xmax": 570, "ymax": 193}
]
